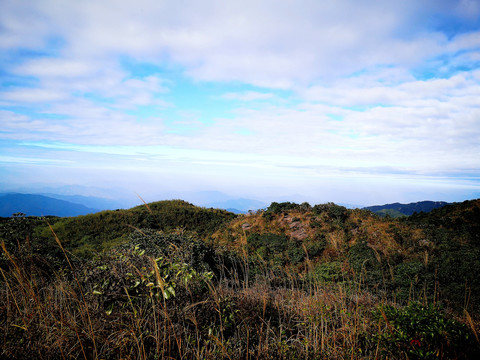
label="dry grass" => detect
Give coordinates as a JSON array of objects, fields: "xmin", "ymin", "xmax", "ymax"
[{"xmin": 0, "ymin": 239, "xmax": 385, "ymax": 359}]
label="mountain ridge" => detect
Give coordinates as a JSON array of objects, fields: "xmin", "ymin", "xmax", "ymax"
[
  {"xmin": 363, "ymin": 200, "xmax": 449, "ymax": 217},
  {"xmin": 0, "ymin": 193, "xmax": 100, "ymax": 217}
]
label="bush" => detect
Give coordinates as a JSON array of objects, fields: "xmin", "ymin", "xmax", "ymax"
[
  {"xmin": 122, "ymin": 228, "xmax": 216, "ymax": 272},
  {"xmin": 247, "ymin": 233, "xmax": 290, "ymax": 266},
  {"xmin": 374, "ymin": 303, "xmax": 479, "ymax": 359},
  {"xmin": 311, "ymin": 261, "xmax": 347, "ymax": 282},
  {"xmin": 263, "ymin": 201, "xmax": 310, "ymax": 216},
  {"xmin": 312, "ymin": 203, "xmax": 348, "ymax": 222}
]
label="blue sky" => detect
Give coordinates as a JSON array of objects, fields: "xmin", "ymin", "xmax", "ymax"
[{"xmin": 1, "ymin": 0, "xmax": 480, "ymax": 206}]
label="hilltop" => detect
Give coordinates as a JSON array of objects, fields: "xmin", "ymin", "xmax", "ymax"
[{"xmin": 12, "ymin": 199, "xmax": 236, "ymax": 256}]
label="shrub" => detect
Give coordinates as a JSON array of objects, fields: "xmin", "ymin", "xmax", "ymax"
[
  {"xmin": 312, "ymin": 203, "xmax": 348, "ymax": 222},
  {"xmin": 374, "ymin": 303, "xmax": 479, "ymax": 359},
  {"xmin": 122, "ymin": 228, "xmax": 216, "ymax": 273},
  {"xmin": 247, "ymin": 233, "xmax": 290, "ymax": 266},
  {"xmin": 311, "ymin": 261, "xmax": 347, "ymax": 282},
  {"xmin": 263, "ymin": 201, "xmax": 310, "ymax": 216}
]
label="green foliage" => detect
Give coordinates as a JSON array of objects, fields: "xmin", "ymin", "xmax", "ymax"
[
  {"xmin": 376, "ymin": 208, "xmax": 406, "ymax": 218},
  {"xmin": 123, "ymin": 228, "xmax": 217, "ymax": 273},
  {"xmin": 312, "ymin": 202, "xmax": 348, "ymax": 222},
  {"xmin": 432, "ymin": 240, "xmax": 480, "ymax": 311},
  {"xmin": 82, "ymin": 229, "xmax": 218, "ymax": 317},
  {"xmin": 407, "ymin": 199, "xmax": 480, "ymax": 245},
  {"xmin": 311, "ymin": 261, "xmax": 347, "ymax": 282},
  {"xmin": 2, "ymin": 198, "xmax": 480, "ymax": 359},
  {"xmin": 0, "ymin": 214, "xmax": 36, "ymax": 251},
  {"xmin": 0, "ymin": 215, "xmax": 65, "ymax": 273},
  {"xmin": 305, "ymin": 235, "xmax": 326, "ymax": 258},
  {"xmin": 404, "ymin": 200, "xmax": 480, "ymax": 311},
  {"xmin": 32, "ymin": 200, "xmax": 236, "ymax": 257},
  {"xmin": 393, "ymin": 261, "xmax": 431, "ymax": 302},
  {"xmin": 287, "ymin": 245, "xmax": 305, "ymax": 265},
  {"xmin": 217, "ymin": 295, "xmax": 239, "ymax": 336},
  {"xmin": 263, "ymin": 201, "xmax": 311, "ymax": 216},
  {"xmin": 375, "ymin": 303, "xmax": 479, "ymax": 359},
  {"xmin": 247, "ymin": 232, "xmax": 305, "ymax": 267},
  {"xmin": 348, "ymin": 240, "xmax": 383, "ymax": 282}
]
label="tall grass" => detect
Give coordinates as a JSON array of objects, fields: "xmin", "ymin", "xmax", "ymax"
[{"xmin": 1, "ymin": 231, "xmax": 479, "ymax": 359}]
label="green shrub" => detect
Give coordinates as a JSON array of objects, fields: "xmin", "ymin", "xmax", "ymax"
[
  {"xmin": 374, "ymin": 303, "xmax": 479, "ymax": 359},
  {"xmin": 312, "ymin": 203, "xmax": 348, "ymax": 222},
  {"xmin": 311, "ymin": 261, "xmax": 346, "ymax": 282},
  {"xmin": 306, "ymin": 234, "xmax": 326, "ymax": 258},
  {"xmin": 263, "ymin": 201, "xmax": 310, "ymax": 216},
  {"xmin": 247, "ymin": 233, "xmax": 291, "ymax": 266},
  {"xmin": 123, "ymin": 228, "xmax": 216, "ymax": 272}
]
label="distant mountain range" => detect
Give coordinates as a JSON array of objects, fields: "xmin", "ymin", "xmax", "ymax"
[
  {"xmin": 0, "ymin": 193, "xmax": 100, "ymax": 217},
  {"xmin": 0, "ymin": 192, "xmax": 268, "ymax": 217},
  {"xmin": 39, "ymin": 193, "xmax": 128, "ymax": 210},
  {"xmin": 205, "ymin": 198, "xmax": 267, "ymax": 213},
  {"xmin": 166, "ymin": 191, "xmax": 267, "ymax": 213},
  {"xmin": 363, "ymin": 200, "xmax": 449, "ymax": 217},
  {"xmin": 0, "ymin": 191, "xmax": 451, "ymax": 218}
]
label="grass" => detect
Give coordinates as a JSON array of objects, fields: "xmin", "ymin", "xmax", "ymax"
[{"xmin": 1, "ymin": 235, "xmax": 479, "ymax": 359}]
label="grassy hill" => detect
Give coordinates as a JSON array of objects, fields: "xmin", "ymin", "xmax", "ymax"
[
  {"xmin": 28, "ymin": 199, "xmax": 236, "ymax": 256},
  {"xmin": 1, "ymin": 199, "xmax": 479, "ymax": 359},
  {"xmin": 213, "ymin": 200, "xmax": 480, "ymax": 310}
]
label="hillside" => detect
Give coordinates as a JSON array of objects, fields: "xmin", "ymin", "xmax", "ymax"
[
  {"xmin": 212, "ymin": 200, "xmax": 480, "ymax": 310},
  {"xmin": 0, "ymin": 193, "xmax": 100, "ymax": 217},
  {"xmin": 363, "ymin": 200, "xmax": 449, "ymax": 217},
  {"xmin": 1, "ymin": 198, "xmax": 479, "ymax": 359},
  {"xmin": 31, "ymin": 199, "xmax": 236, "ymax": 256}
]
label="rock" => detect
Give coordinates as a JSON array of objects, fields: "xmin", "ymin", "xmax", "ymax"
[
  {"xmin": 289, "ymin": 221, "xmax": 301, "ymax": 229},
  {"xmin": 291, "ymin": 228, "xmax": 308, "ymax": 240}
]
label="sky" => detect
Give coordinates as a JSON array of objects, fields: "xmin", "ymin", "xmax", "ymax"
[{"xmin": 1, "ymin": 0, "xmax": 480, "ymax": 206}]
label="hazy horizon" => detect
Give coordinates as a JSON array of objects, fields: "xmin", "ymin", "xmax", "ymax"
[
  {"xmin": 1, "ymin": 1, "xmax": 479, "ymax": 206},
  {"xmin": 0, "ymin": 181, "xmax": 476, "ymax": 210}
]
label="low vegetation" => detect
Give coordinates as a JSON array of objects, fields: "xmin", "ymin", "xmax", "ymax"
[{"xmin": 1, "ymin": 199, "xmax": 479, "ymax": 358}]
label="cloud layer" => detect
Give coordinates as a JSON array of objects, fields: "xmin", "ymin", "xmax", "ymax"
[{"xmin": 1, "ymin": 0, "xmax": 479, "ymax": 202}]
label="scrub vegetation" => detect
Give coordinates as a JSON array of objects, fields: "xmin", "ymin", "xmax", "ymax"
[{"xmin": 1, "ymin": 199, "xmax": 480, "ymax": 359}]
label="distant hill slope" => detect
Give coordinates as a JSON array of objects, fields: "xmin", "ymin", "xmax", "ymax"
[
  {"xmin": 0, "ymin": 193, "xmax": 100, "ymax": 217},
  {"xmin": 407, "ymin": 199, "xmax": 480, "ymax": 242},
  {"xmin": 35, "ymin": 199, "xmax": 237, "ymax": 256},
  {"xmin": 40, "ymin": 193, "xmax": 133, "ymax": 210},
  {"xmin": 363, "ymin": 200, "xmax": 449, "ymax": 217}
]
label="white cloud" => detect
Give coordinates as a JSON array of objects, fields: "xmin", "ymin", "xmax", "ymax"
[
  {"xmin": 1, "ymin": 88, "xmax": 67, "ymax": 103},
  {"xmin": 1, "ymin": 0, "xmax": 479, "ymax": 202},
  {"xmin": 2, "ymin": 0, "xmax": 478, "ymax": 86},
  {"xmin": 0, "ymin": 102, "xmax": 168, "ymax": 146},
  {"xmin": 221, "ymin": 91, "xmax": 274, "ymax": 101},
  {"xmin": 303, "ymin": 70, "xmax": 480, "ymax": 107},
  {"xmin": 3, "ymin": 55, "xmax": 169, "ymax": 111},
  {"xmin": 13, "ymin": 58, "xmax": 95, "ymax": 78}
]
